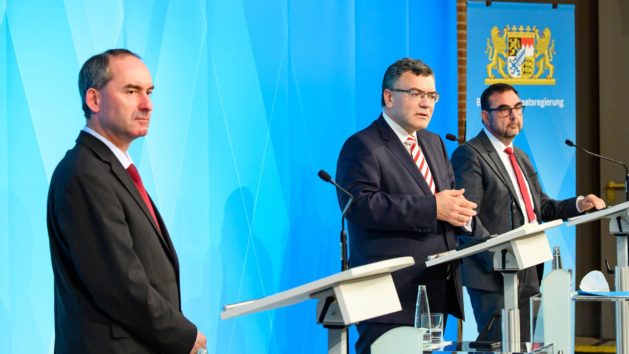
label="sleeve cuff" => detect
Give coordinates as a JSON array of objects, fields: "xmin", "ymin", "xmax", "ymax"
[{"xmin": 576, "ymin": 195, "xmax": 584, "ymax": 212}]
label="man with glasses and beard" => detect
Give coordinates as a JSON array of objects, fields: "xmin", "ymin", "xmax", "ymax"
[{"xmin": 451, "ymin": 83, "xmax": 605, "ymax": 343}]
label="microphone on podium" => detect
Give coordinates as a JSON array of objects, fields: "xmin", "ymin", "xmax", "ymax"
[
  {"xmin": 317, "ymin": 169, "xmax": 352, "ymax": 271},
  {"xmin": 565, "ymin": 139, "xmax": 629, "ymax": 202}
]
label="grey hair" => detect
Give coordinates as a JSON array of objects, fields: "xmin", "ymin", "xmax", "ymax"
[{"xmin": 78, "ymin": 49, "xmax": 140, "ymax": 118}]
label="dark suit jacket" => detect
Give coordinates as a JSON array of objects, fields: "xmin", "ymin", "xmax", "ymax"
[
  {"xmin": 336, "ymin": 115, "xmax": 471, "ymax": 324},
  {"xmin": 47, "ymin": 131, "xmax": 196, "ymax": 354},
  {"xmin": 450, "ymin": 130, "xmax": 580, "ymax": 292}
]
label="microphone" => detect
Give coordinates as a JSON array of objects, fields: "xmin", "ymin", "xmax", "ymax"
[
  {"xmin": 565, "ymin": 139, "xmax": 629, "ymax": 201},
  {"xmin": 316, "ymin": 170, "xmax": 352, "ymax": 354},
  {"xmin": 318, "ymin": 169, "xmax": 353, "ymax": 271},
  {"xmin": 446, "ymin": 133, "xmax": 517, "ymax": 229},
  {"xmin": 318, "ymin": 169, "xmax": 354, "ymax": 216}
]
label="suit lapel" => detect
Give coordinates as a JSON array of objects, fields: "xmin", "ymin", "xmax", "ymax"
[
  {"xmin": 111, "ymin": 165, "xmax": 170, "ymax": 233},
  {"xmin": 114, "ymin": 166, "xmax": 179, "ymax": 269},
  {"xmin": 152, "ymin": 203, "xmax": 180, "ymax": 272},
  {"xmin": 376, "ymin": 117, "xmax": 433, "ymax": 195},
  {"xmin": 77, "ymin": 132, "xmax": 178, "ymax": 264},
  {"xmin": 476, "ymin": 131, "xmax": 524, "ymax": 218}
]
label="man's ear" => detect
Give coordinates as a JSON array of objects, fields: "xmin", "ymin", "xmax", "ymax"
[
  {"xmin": 383, "ymin": 89, "xmax": 394, "ymax": 108},
  {"xmin": 480, "ymin": 110, "xmax": 489, "ymax": 126},
  {"xmin": 85, "ymin": 88, "xmax": 100, "ymax": 114}
]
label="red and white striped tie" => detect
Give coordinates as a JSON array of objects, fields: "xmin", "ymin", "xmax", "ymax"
[{"xmin": 405, "ymin": 136, "xmax": 436, "ymax": 194}]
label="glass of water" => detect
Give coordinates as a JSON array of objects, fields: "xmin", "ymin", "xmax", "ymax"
[{"xmin": 426, "ymin": 313, "xmax": 444, "ymax": 344}]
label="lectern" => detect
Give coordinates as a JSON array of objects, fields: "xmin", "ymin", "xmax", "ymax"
[
  {"xmin": 566, "ymin": 200, "xmax": 629, "ymax": 354},
  {"xmin": 426, "ymin": 219, "xmax": 563, "ymax": 352},
  {"xmin": 221, "ymin": 256, "xmax": 415, "ymax": 354}
]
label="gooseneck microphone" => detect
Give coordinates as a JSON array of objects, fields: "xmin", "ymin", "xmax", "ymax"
[
  {"xmin": 318, "ymin": 169, "xmax": 353, "ymax": 217},
  {"xmin": 446, "ymin": 133, "xmax": 517, "ymax": 230},
  {"xmin": 565, "ymin": 139, "xmax": 629, "ymax": 202},
  {"xmin": 317, "ymin": 169, "xmax": 353, "ymax": 271},
  {"xmin": 317, "ymin": 169, "xmax": 352, "ymax": 354}
]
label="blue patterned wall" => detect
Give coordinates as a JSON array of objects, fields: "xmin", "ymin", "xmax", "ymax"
[{"xmin": 0, "ymin": 1, "xmax": 458, "ymax": 353}]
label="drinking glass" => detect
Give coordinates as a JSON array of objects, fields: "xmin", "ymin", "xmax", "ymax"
[{"xmin": 426, "ymin": 313, "xmax": 444, "ymax": 343}]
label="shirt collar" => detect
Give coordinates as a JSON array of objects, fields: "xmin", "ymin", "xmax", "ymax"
[
  {"xmin": 484, "ymin": 127, "xmax": 513, "ymax": 154},
  {"xmin": 383, "ymin": 112, "xmax": 416, "ymax": 143},
  {"xmin": 82, "ymin": 126, "xmax": 134, "ymax": 168}
]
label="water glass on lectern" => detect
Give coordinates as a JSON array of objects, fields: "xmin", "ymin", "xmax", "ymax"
[{"xmin": 426, "ymin": 313, "xmax": 444, "ymax": 343}]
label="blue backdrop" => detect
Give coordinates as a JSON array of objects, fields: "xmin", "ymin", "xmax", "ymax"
[
  {"xmin": 0, "ymin": 1, "xmax": 459, "ymax": 353},
  {"xmin": 466, "ymin": 2, "xmax": 576, "ymax": 340}
]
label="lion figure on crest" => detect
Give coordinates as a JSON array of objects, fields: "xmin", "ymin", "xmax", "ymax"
[
  {"xmin": 486, "ymin": 26, "xmax": 508, "ymax": 79},
  {"xmin": 534, "ymin": 27, "xmax": 555, "ymax": 79}
]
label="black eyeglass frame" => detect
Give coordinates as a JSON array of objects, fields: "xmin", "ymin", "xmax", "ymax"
[{"xmin": 485, "ymin": 104, "xmax": 526, "ymax": 117}]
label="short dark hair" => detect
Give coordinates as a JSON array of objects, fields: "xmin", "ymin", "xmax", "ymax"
[
  {"xmin": 78, "ymin": 49, "xmax": 141, "ymax": 118},
  {"xmin": 480, "ymin": 83, "xmax": 519, "ymax": 111},
  {"xmin": 381, "ymin": 58, "xmax": 434, "ymax": 106}
]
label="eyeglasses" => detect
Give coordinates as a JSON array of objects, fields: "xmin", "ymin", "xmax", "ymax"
[
  {"xmin": 390, "ymin": 88, "xmax": 440, "ymax": 103},
  {"xmin": 486, "ymin": 104, "xmax": 525, "ymax": 118}
]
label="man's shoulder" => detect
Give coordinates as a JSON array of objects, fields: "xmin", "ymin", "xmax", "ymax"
[
  {"xmin": 52, "ymin": 138, "xmax": 112, "ymax": 183},
  {"xmin": 342, "ymin": 117, "xmax": 384, "ymax": 147},
  {"xmin": 466, "ymin": 130, "xmax": 488, "ymax": 146},
  {"xmin": 452, "ymin": 131, "xmax": 487, "ymax": 154},
  {"xmin": 513, "ymin": 145, "xmax": 530, "ymax": 158},
  {"xmin": 451, "ymin": 141, "xmax": 474, "ymax": 157},
  {"xmin": 354, "ymin": 116, "xmax": 383, "ymax": 136},
  {"xmin": 451, "ymin": 136, "xmax": 477, "ymax": 155},
  {"xmin": 451, "ymin": 132, "xmax": 489, "ymax": 172}
]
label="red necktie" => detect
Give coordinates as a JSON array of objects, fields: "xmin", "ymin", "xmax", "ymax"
[
  {"xmin": 405, "ymin": 136, "xmax": 436, "ymax": 194},
  {"xmin": 126, "ymin": 164, "xmax": 161, "ymax": 229},
  {"xmin": 504, "ymin": 147, "xmax": 536, "ymax": 222}
]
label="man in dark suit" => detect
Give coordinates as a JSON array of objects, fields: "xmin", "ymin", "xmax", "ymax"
[
  {"xmin": 450, "ymin": 83, "xmax": 605, "ymax": 342},
  {"xmin": 47, "ymin": 49, "xmax": 207, "ymax": 353},
  {"xmin": 336, "ymin": 58, "xmax": 482, "ymax": 354}
]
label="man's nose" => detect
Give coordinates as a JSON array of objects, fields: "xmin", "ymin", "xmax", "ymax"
[
  {"xmin": 139, "ymin": 93, "xmax": 153, "ymax": 111},
  {"xmin": 417, "ymin": 96, "xmax": 430, "ymax": 107}
]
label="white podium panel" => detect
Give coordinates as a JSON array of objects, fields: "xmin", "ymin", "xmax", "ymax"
[
  {"xmin": 328, "ymin": 273, "xmax": 400, "ymax": 324},
  {"xmin": 221, "ymin": 256, "xmax": 415, "ymax": 354}
]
